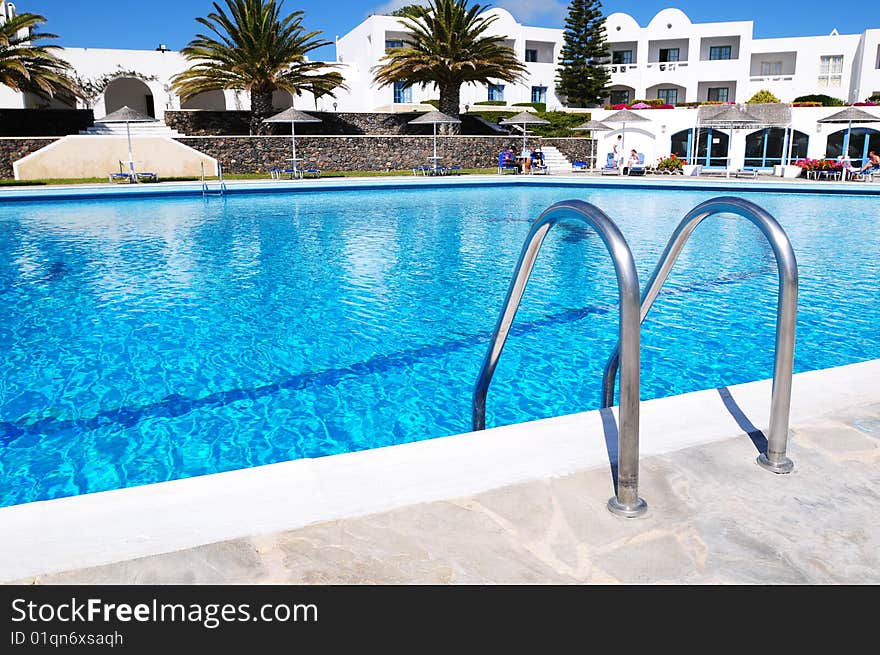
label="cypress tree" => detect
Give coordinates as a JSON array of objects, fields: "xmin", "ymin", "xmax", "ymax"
[{"xmin": 555, "ymin": 0, "xmax": 611, "ymax": 107}]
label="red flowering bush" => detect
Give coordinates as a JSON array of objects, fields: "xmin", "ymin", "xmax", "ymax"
[
  {"xmin": 795, "ymin": 158, "xmax": 843, "ymax": 172},
  {"xmin": 655, "ymin": 154, "xmax": 685, "ymax": 172}
]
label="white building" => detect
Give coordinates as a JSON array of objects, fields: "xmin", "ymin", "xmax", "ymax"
[
  {"xmin": 334, "ymin": 8, "xmax": 563, "ymax": 111},
  {"xmin": 2, "ymin": 4, "xmax": 878, "ymax": 115},
  {"xmin": 603, "ymin": 8, "xmax": 880, "ymax": 107}
]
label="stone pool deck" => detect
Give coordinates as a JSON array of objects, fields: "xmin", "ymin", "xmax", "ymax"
[{"xmin": 5, "ymin": 361, "xmax": 879, "ymax": 585}]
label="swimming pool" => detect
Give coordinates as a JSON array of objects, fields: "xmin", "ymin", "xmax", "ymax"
[{"xmin": 1, "ymin": 182, "xmax": 878, "ymax": 507}]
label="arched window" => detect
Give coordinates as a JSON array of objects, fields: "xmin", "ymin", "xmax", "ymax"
[
  {"xmin": 669, "ymin": 128, "xmax": 729, "ymax": 167},
  {"xmin": 744, "ymin": 128, "xmax": 809, "ymax": 168},
  {"xmin": 825, "ymin": 128, "xmax": 880, "ymax": 167}
]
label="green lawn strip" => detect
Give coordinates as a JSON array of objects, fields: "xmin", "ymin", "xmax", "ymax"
[{"xmin": 0, "ymin": 169, "xmax": 498, "ymax": 187}]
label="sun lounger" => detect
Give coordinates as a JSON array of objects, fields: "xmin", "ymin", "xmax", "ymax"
[
  {"xmin": 599, "ymin": 152, "xmax": 620, "ymax": 175},
  {"xmin": 571, "ymin": 161, "xmax": 588, "ymax": 173},
  {"xmin": 300, "ymin": 168, "xmax": 321, "ymax": 179},
  {"xmin": 733, "ymin": 168, "xmax": 759, "ymax": 179},
  {"xmin": 626, "ymin": 153, "xmax": 646, "ymax": 176},
  {"xmin": 136, "ymin": 172, "xmax": 158, "ymax": 183},
  {"xmin": 108, "ymin": 172, "xmax": 134, "ymax": 183}
]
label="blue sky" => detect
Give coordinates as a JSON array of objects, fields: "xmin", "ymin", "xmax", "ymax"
[{"xmin": 20, "ymin": 0, "xmax": 878, "ymax": 61}]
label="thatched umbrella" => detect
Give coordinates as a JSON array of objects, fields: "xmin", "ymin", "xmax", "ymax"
[
  {"xmin": 817, "ymin": 106, "xmax": 880, "ymax": 163},
  {"xmin": 602, "ymin": 109, "xmax": 651, "ymax": 167},
  {"xmin": 95, "ymin": 106, "xmax": 158, "ymax": 178},
  {"xmin": 263, "ymin": 108, "xmax": 322, "ymax": 175},
  {"xmin": 499, "ymin": 111, "xmax": 550, "ymax": 155},
  {"xmin": 409, "ymin": 110, "xmax": 462, "ymax": 172}
]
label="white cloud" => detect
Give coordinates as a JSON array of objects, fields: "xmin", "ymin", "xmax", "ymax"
[
  {"xmin": 367, "ymin": 0, "xmax": 568, "ymax": 26},
  {"xmin": 367, "ymin": 0, "xmax": 431, "ymax": 18}
]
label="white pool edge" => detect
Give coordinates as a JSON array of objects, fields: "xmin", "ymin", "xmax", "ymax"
[{"xmin": 1, "ymin": 359, "xmax": 877, "ymax": 583}]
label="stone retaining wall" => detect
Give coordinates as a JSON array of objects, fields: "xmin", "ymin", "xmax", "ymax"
[
  {"xmin": 0, "ymin": 138, "xmax": 60, "ymax": 178},
  {"xmin": 1, "ymin": 135, "xmax": 596, "ymax": 179},
  {"xmin": 0, "ymin": 110, "xmax": 94, "ymax": 137},
  {"xmin": 165, "ymin": 110, "xmax": 505, "ymax": 136},
  {"xmin": 174, "ymin": 135, "xmax": 596, "ymax": 174}
]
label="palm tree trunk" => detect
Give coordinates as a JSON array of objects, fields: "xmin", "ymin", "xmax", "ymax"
[
  {"xmin": 250, "ymin": 90, "xmax": 274, "ymax": 135},
  {"xmin": 438, "ymin": 82, "xmax": 461, "ymax": 135}
]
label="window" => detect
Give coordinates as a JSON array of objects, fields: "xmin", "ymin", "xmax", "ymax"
[
  {"xmin": 488, "ymin": 83, "xmax": 505, "ymax": 102},
  {"xmin": 609, "ymin": 89, "xmax": 630, "ymax": 105},
  {"xmin": 707, "ymin": 87, "xmax": 729, "ymax": 102},
  {"xmin": 531, "ymin": 86, "xmax": 547, "ymax": 104},
  {"xmin": 612, "ymin": 50, "xmax": 632, "ymax": 64},
  {"xmin": 657, "ymin": 88, "xmax": 678, "ymax": 104},
  {"xmin": 659, "ymin": 48, "xmax": 680, "ymax": 63},
  {"xmin": 709, "ymin": 46, "xmax": 732, "ymax": 60},
  {"xmin": 393, "ymin": 81, "xmax": 412, "ymax": 104},
  {"xmin": 761, "ymin": 61, "xmax": 783, "ymax": 75},
  {"xmin": 818, "ymin": 55, "xmax": 844, "ymax": 87},
  {"xmin": 525, "ymin": 49, "xmax": 538, "ymax": 63},
  {"xmin": 384, "ymin": 39, "xmax": 404, "ymax": 52}
]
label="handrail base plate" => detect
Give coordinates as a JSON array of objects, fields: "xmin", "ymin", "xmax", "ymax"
[
  {"xmin": 756, "ymin": 453, "xmax": 794, "ymax": 474},
  {"xmin": 607, "ymin": 496, "xmax": 648, "ymax": 518}
]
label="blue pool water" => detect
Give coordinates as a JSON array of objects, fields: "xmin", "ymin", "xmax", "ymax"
[{"xmin": 1, "ymin": 184, "xmax": 878, "ymax": 507}]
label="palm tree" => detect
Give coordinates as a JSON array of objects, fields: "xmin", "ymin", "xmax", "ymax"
[
  {"xmin": 373, "ymin": 0, "xmax": 527, "ymax": 124},
  {"xmin": 0, "ymin": 11, "xmax": 78, "ymax": 104},
  {"xmin": 172, "ymin": 0, "xmax": 346, "ymax": 134}
]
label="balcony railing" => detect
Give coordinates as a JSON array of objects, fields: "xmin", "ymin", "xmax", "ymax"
[
  {"xmin": 646, "ymin": 62, "xmax": 689, "ymax": 72},
  {"xmin": 606, "ymin": 64, "xmax": 638, "ymax": 73}
]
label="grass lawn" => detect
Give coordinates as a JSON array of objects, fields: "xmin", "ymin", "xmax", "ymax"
[{"xmin": 0, "ymin": 169, "xmax": 498, "ymax": 187}]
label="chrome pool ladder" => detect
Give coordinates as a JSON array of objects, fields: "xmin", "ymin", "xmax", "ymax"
[
  {"xmin": 472, "ymin": 200, "xmax": 648, "ymax": 518},
  {"xmin": 201, "ymin": 161, "xmax": 227, "ymax": 197},
  {"xmin": 601, "ymin": 196, "xmax": 798, "ymax": 474},
  {"xmin": 472, "ymin": 195, "xmax": 799, "ymax": 520}
]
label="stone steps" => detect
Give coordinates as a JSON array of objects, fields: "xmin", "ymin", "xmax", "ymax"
[{"xmin": 538, "ymin": 145, "xmax": 572, "ymax": 173}]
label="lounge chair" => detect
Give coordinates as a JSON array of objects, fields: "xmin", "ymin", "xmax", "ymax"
[
  {"xmin": 732, "ymin": 168, "xmax": 759, "ymax": 179},
  {"xmin": 600, "ymin": 152, "xmax": 620, "ymax": 175},
  {"xmin": 300, "ymin": 168, "xmax": 321, "ymax": 179},
  {"xmin": 271, "ymin": 167, "xmax": 298, "ymax": 180},
  {"xmin": 626, "ymin": 153, "xmax": 646, "ymax": 176},
  {"xmin": 136, "ymin": 172, "xmax": 158, "ymax": 183},
  {"xmin": 444, "ymin": 165, "xmax": 463, "ymax": 175},
  {"xmin": 529, "ymin": 160, "xmax": 548, "ymax": 175},
  {"xmin": 108, "ymin": 172, "xmax": 134, "ymax": 184},
  {"xmin": 571, "ymin": 160, "xmax": 588, "ymax": 173}
]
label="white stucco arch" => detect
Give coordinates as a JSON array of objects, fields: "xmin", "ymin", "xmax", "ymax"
[
  {"xmin": 647, "ymin": 8, "xmax": 692, "ymax": 31},
  {"xmin": 104, "ymin": 77, "xmax": 155, "ymax": 117}
]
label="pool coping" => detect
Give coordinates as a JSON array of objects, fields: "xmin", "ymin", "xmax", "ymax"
[
  {"xmin": 1, "ymin": 172, "xmax": 880, "ymax": 202},
  {"xmin": 1, "ymin": 358, "xmax": 877, "ymax": 583}
]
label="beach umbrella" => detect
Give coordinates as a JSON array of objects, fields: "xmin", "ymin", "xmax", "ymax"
[
  {"xmin": 94, "ymin": 106, "xmax": 158, "ymax": 178},
  {"xmin": 571, "ymin": 120, "xmax": 612, "ymax": 170},
  {"xmin": 263, "ymin": 108, "xmax": 322, "ymax": 175},
  {"xmin": 602, "ymin": 108, "xmax": 651, "ymax": 168},
  {"xmin": 817, "ymin": 106, "xmax": 880, "ymax": 163},
  {"xmin": 499, "ymin": 111, "xmax": 550, "ymax": 155},
  {"xmin": 408, "ymin": 110, "xmax": 462, "ymax": 171},
  {"xmin": 698, "ymin": 105, "xmax": 761, "ymax": 175}
]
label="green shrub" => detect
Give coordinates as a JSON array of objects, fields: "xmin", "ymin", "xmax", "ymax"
[
  {"xmin": 868, "ymin": 93, "xmax": 880, "ymax": 103},
  {"xmin": 747, "ymin": 89, "xmax": 781, "ymax": 104},
  {"xmin": 792, "ymin": 94, "xmax": 846, "ymax": 106},
  {"xmin": 513, "ymin": 102, "xmax": 547, "ymax": 112},
  {"xmin": 474, "ymin": 100, "xmax": 507, "ymax": 106},
  {"xmin": 423, "ymin": 99, "xmax": 440, "ymax": 108},
  {"xmin": 469, "ymin": 109, "xmax": 591, "ymax": 137}
]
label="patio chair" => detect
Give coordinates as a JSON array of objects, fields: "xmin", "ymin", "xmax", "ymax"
[
  {"xmin": 571, "ymin": 160, "xmax": 588, "ymax": 173},
  {"xmin": 300, "ymin": 168, "xmax": 321, "ymax": 179},
  {"xmin": 444, "ymin": 165, "xmax": 463, "ymax": 175},
  {"xmin": 733, "ymin": 168, "xmax": 759, "ymax": 179},
  {"xmin": 136, "ymin": 172, "xmax": 158, "ymax": 183},
  {"xmin": 600, "ymin": 152, "xmax": 620, "ymax": 175},
  {"xmin": 108, "ymin": 172, "xmax": 134, "ymax": 184}
]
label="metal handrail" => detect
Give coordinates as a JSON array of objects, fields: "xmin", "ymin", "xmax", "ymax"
[
  {"xmin": 202, "ymin": 161, "xmax": 226, "ymax": 196},
  {"xmin": 601, "ymin": 196, "xmax": 798, "ymax": 474},
  {"xmin": 472, "ymin": 200, "xmax": 647, "ymax": 518}
]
